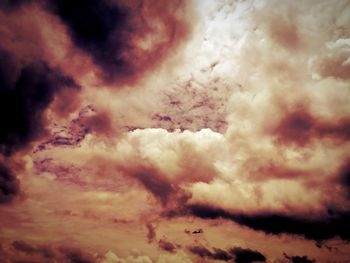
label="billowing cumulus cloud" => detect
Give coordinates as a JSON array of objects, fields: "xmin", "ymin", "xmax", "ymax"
[{"xmin": 1, "ymin": 0, "xmax": 350, "ymax": 262}]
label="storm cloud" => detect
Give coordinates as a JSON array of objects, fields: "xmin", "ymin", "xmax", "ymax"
[
  {"xmin": 187, "ymin": 244, "xmax": 266, "ymax": 263},
  {"xmin": 45, "ymin": 0, "xmax": 191, "ymax": 84}
]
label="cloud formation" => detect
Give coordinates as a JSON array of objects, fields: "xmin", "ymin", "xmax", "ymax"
[
  {"xmin": 187, "ymin": 244, "xmax": 266, "ymax": 263},
  {"xmin": 0, "ymin": 47, "xmax": 79, "ymax": 156},
  {"xmin": 158, "ymin": 239, "xmax": 178, "ymax": 253},
  {"xmin": 165, "ymin": 203, "xmax": 350, "ymax": 241},
  {"xmin": 0, "ymin": 161, "xmax": 19, "ymax": 204},
  {"xmin": 1, "ymin": 0, "xmax": 350, "ymax": 262},
  {"xmin": 45, "ymin": 0, "xmax": 192, "ymax": 84},
  {"xmin": 10, "ymin": 240, "xmax": 95, "ymax": 263},
  {"xmin": 284, "ymin": 253, "xmax": 316, "ymax": 263}
]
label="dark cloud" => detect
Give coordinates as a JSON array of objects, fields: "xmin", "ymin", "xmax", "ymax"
[
  {"xmin": 158, "ymin": 239, "xmax": 177, "ymax": 253},
  {"xmin": 12, "ymin": 240, "xmax": 36, "ymax": 255},
  {"xmin": 187, "ymin": 245, "xmax": 216, "ymax": 259},
  {"xmin": 123, "ymin": 166, "xmax": 190, "ymax": 208},
  {"xmin": 136, "ymin": 170, "xmax": 175, "ymax": 206},
  {"xmin": 146, "ymin": 223, "xmax": 156, "ymax": 244},
  {"xmin": 48, "ymin": 0, "xmax": 126, "ymax": 47},
  {"xmin": 59, "ymin": 247, "xmax": 94, "ymax": 263},
  {"xmin": 212, "ymin": 248, "xmax": 234, "ymax": 261},
  {"xmin": 0, "ymin": 161, "xmax": 20, "ymax": 204},
  {"xmin": 11, "ymin": 240, "xmax": 95, "ymax": 263},
  {"xmin": 187, "ymin": 244, "xmax": 265, "ymax": 262},
  {"xmin": 230, "ymin": 247, "xmax": 266, "ymax": 263},
  {"xmin": 12, "ymin": 240, "xmax": 54, "ymax": 259},
  {"xmin": 45, "ymin": 0, "xmax": 190, "ymax": 83},
  {"xmin": 0, "ymin": 48, "xmax": 79, "ymax": 156},
  {"xmin": 272, "ymin": 107, "xmax": 350, "ymax": 147},
  {"xmin": 0, "ymin": 0, "xmax": 33, "ymax": 12},
  {"xmin": 337, "ymin": 160, "xmax": 350, "ymax": 198},
  {"xmin": 284, "ymin": 253, "xmax": 315, "ymax": 263},
  {"xmin": 0, "ymin": 13, "xmax": 79, "ymax": 202},
  {"xmin": 232, "ymin": 212, "xmax": 350, "ymax": 241},
  {"xmin": 45, "ymin": 0, "xmax": 129, "ymax": 83},
  {"xmin": 168, "ymin": 204, "xmax": 350, "ymax": 241}
]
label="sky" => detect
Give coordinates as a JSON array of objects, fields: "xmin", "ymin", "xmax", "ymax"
[{"xmin": 1, "ymin": 0, "xmax": 350, "ymax": 262}]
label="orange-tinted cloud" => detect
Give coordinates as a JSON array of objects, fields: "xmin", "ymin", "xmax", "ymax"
[
  {"xmin": 271, "ymin": 107, "xmax": 350, "ymax": 147},
  {"xmin": 44, "ymin": 0, "xmax": 192, "ymax": 84},
  {"xmin": 1, "ymin": 0, "xmax": 350, "ymax": 262},
  {"xmin": 158, "ymin": 239, "xmax": 178, "ymax": 253}
]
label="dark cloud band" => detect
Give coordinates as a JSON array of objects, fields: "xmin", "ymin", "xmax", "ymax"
[{"xmin": 166, "ymin": 204, "xmax": 350, "ymax": 242}]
